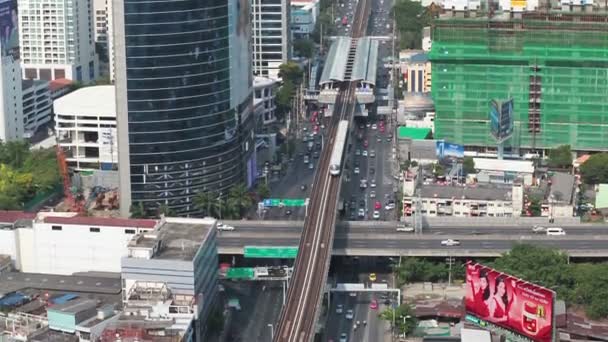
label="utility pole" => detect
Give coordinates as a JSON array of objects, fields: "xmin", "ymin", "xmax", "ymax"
[{"xmin": 446, "ymin": 254, "xmax": 455, "ymax": 286}]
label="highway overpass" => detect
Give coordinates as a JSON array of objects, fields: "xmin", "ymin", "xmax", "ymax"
[{"xmin": 217, "ymin": 233, "xmax": 608, "ymax": 258}]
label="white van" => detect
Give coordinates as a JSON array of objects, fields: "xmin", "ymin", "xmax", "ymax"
[{"xmin": 546, "ymin": 227, "xmax": 566, "ymax": 236}]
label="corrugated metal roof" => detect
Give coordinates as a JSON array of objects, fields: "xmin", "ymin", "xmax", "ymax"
[
  {"xmin": 351, "ymin": 37, "xmax": 379, "ymax": 85},
  {"xmin": 319, "ymin": 37, "xmax": 351, "ymax": 85}
]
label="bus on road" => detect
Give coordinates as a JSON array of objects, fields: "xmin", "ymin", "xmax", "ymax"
[{"xmin": 329, "ymin": 120, "xmax": 349, "ymax": 176}]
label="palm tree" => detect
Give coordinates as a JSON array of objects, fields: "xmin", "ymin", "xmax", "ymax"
[
  {"xmin": 227, "ymin": 183, "xmax": 254, "ymax": 219},
  {"xmin": 255, "ymin": 183, "xmax": 271, "ymax": 200},
  {"xmin": 157, "ymin": 203, "xmax": 174, "ymax": 217},
  {"xmin": 193, "ymin": 191, "xmax": 217, "ymax": 217},
  {"xmin": 130, "ymin": 202, "xmax": 145, "ymax": 218}
]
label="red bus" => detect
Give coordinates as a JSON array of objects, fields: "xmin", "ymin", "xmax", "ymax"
[{"xmin": 342, "ymin": 16, "xmax": 348, "ymax": 26}]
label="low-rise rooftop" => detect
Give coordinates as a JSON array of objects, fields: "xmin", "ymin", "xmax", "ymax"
[
  {"xmin": 47, "ymin": 298, "xmax": 96, "ymax": 315},
  {"xmin": 419, "ymin": 183, "xmax": 514, "ymax": 202},
  {"xmin": 128, "ymin": 217, "xmax": 216, "ymax": 261}
]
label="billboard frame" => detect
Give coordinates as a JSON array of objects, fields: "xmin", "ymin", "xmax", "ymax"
[{"xmin": 464, "ymin": 261, "xmax": 556, "ymax": 342}]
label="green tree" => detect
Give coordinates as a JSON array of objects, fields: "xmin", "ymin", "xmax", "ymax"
[
  {"xmin": 130, "ymin": 202, "xmax": 145, "ymax": 219},
  {"xmin": 276, "ymin": 79, "xmax": 295, "ymax": 116},
  {"xmin": 157, "ymin": 203, "xmax": 174, "ymax": 217},
  {"xmin": 278, "ymin": 61, "xmax": 304, "ymax": 85},
  {"xmin": 432, "ymin": 163, "xmax": 445, "ymax": 177},
  {"xmin": 255, "ymin": 183, "xmax": 271, "ymax": 200},
  {"xmin": 293, "ymin": 38, "xmax": 315, "ymax": 58},
  {"xmin": 194, "ymin": 191, "xmax": 218, "ymax": 217},
  {"xmin": 311, "ymin": 12, "xmax": 337, "ymax": 46},
  {"xmin": 379, "ymin": 304, "xmax": 418, "ymax": 336},
  {"xmin": 393, "ymin": 0, "xmax": 431, "ymax": 49},
  {"xmin": 527, "ymin": 196, "xmax": 542, "ymax": 217},
  {"xmin": 580, "ymin": 153, "xmax": 608, "ymax": 184},
  {"xmin": 227, "ymin": 183, "xmax": 254, "ymax": 219},
  {"xmin": 393, "ymin": 257, "xmax": 449, "ymax": 286},
  {"xmin": 491, "ymin": 244, "xmax": 574, "ymax": 298},
  {"xmin": 548, "ymin": 145, "xmax": 572, "ymax": 169},
  {"xmin": 463, "ymin": 157, "xmax": 476, "ymax": 175}
]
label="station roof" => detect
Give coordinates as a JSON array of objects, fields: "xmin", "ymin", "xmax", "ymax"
[
  {"xmin": 351, "ymin": 37, "xmax": 379, "ymax": 86},
  {"xmin": 319, "ymin": 37, "xmax": 351, "ymax": 85}
]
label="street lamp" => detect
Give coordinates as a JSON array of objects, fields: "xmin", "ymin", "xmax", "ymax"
[{"xmin": 267, "ymin": 324, "xmax": 274, "ymax": 340}]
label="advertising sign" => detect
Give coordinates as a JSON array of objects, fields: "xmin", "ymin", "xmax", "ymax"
[
  {"xmin": 0, "ymin": 0, "xmax": 19, "ymax": 59},
  {"xmin": 490, "ymin": 99, "xmax": 514, "ymax": 143},
  {"xmin": 436, "ymin": 140, "xmax": 465, "ymax": 159},
  {"xmin": 465, "ymin": 262, "xmax": 555, "ymax": 342}
]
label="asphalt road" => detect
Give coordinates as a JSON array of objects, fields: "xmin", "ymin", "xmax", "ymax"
[{"xmin": 218, "ymin": 236, "xmax": 608, "ymax": 251}]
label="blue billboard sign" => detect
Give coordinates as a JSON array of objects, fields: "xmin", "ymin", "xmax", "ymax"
[
  {"xmin": 436, "ymin": 140, "xmax": 464, "ymax": 159},
  {"xmin": 0, "ymin": 0, "xmax": 18, "ymax": 60},
  {"xmin": 490, "ymin": 98, "xmax": 514, "ymax": 143}
]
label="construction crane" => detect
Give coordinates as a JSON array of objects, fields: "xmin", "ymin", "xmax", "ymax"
[{"xmin": 56, "ymin": 145, "xmax": 85, "ymax": 213}]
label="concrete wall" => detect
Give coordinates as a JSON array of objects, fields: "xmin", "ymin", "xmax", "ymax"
[
  {"xmin": 0, "ymin": 229, "xmax": 17, "ymax": 267},
  {"xmin": 410, "ymin": 215, "xmax": 581, "ymax": 227},
  {"xmin": 26, "ymin": 222, "xmax": 152, "ymax": 275}
]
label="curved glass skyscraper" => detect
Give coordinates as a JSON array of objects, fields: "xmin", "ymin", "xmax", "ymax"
[{"xmin": 114, "ymin": 0, "xmax": 255, "ymax": 216}]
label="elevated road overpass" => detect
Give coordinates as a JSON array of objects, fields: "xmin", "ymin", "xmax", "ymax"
[
  {"xmin": 219, "ymin": 220, "xmax": 608, "ymax": 236},
  {"xmin": 217, "ymin": 233, "xmax": 608, "ymax": 258}
]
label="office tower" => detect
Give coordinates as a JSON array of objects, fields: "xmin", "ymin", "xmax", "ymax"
[
  {"xmin": 18, "ymin": 0, "xmax": 98, "ymax": 83},
  {"xmin": 0, "ymin": 0, "xmax": 24, "ymax": 142},
  {"xmin": 430, "ymin": 12, "xmax": 608, "ymax": 152},
  {"xmin": 251, "ymin": 0, "xmax": 291, "ymax": 79},
  {"xmin": 114, "ymin": 0, "xmax": 255, "ymax": 217}
]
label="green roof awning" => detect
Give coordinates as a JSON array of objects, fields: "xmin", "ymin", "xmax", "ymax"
[{"xmin": 398, "ymin": 127, "xmax": 432, "ymax": 140}]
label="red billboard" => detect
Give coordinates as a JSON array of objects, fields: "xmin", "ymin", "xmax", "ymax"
[{"xmin": 465, "ymin": 262, "xmax": 555, "ymax": 342}]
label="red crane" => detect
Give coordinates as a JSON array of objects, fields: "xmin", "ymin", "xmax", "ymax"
[{"xmin": 56, "ymin": 146, "xmax": 85, "ymax": 213}]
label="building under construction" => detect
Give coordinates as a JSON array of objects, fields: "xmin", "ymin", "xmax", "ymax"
[{"xmin": 429, "ymin": 10, "xmax": 608, "ymax": 152}]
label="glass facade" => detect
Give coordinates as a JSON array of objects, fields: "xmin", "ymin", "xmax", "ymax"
[{"xmin": 122, "ymin": 0, "xmax": 253, "ymax": 215}]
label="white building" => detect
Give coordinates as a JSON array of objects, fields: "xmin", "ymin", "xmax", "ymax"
[
  {"xmin": 54, "ymin": 85, "xmax": 117, "ymax": 171},
  {"xmin": 291, "ymin": 0, "xmax": 319, "ymax": 40},
  {"xmin": 19, "ymin": 0, "xmax": 98, "ymax": 83},
  {"xmin": 254, "ymin": 76, "xmax": 278, "ymax": 125},
  {"xmin": 28, "ymin": 213, "xmax": 157, "ymax": 274},
  {"xmin": 402, "ymin": 174, "xmax": 524, "ymax": 218},
  {"xmin": 472, "ymin": 157, "xmax": 535, "ymax": 186},
  {"xmin": 399, "ymin": 51, "xmax": 430, "ymax": 93},
  {"xmin": 251, "ymin": 0, "xmax": 291, "ymax": 79},
  {"xmin": 22, "ymin": 79, "xmax": 52, "ymax": 136},
  {"xmin": 92, "ymin": 0, "xmax": 114, "ymax": 81},
  {"xmin": 121, "ymin": 217, "xmax": 219, "ymax": 339}
]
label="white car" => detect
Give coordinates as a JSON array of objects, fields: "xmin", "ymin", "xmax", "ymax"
[
  {"xmin": 441, "ymin": 239, "xmax": 461, "ymax": 246},
  {"xmin": 358, "ymin": 208, "xmax": 365, "ymax": 218},
  {"xmin": 217, "ymin": 223, "xmax": 235, "ymax": 231},
  {"xmin": 359, "ymin": 179, "xmax": 367, "ymax": 189},
  {"xmin": 345, "ymin": 309, "xmax": 354, "ymax": 319},
  {"xmin": 362, "ymin": 150, "xmax": 368, "ymax": 157},
  {"xmin": 308, "ymin": 162, "xmax": 314, "ymax": 170},
  {"xmin": 371, "ymin": 124, "xmax": 377, "ymax": 130},
  {"xmin": 336, "ymin": 304, "xmax": 344, "ymax": 314},
  {"xmin": 385, "ymin": 202, "xmax": 395, "ymax": 210},
  {"xmin": 396, "ymin": 225, "xmax": 414, "ymax": 232},
  {"xmin": 372, "ymin": 210, "xmax": 380, "ymax": 219},
  {"xmin": 355, "ymin": 149, "xmax": 361, "ymax": 156},
  {"xmin": 340, "ymin": 333, "xmax": 348, "ymax": 342},
  {"xmin": 370, "ymin": 191, "xmax": 376, "ymax": 198},
  {"xmin": 354, "ymin": 167, "xmax": 360, "ymax": 175},
  {"xmin": 370, "ymin": 179, "xmax": 376, "ymax": 188},
  {"xmin": 532, "ymin": 225, "xmax": 546, "ymax": 234},
  {"xmin": 369, "ymin": 150, "xmax": 376, "ymax": 158}
]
